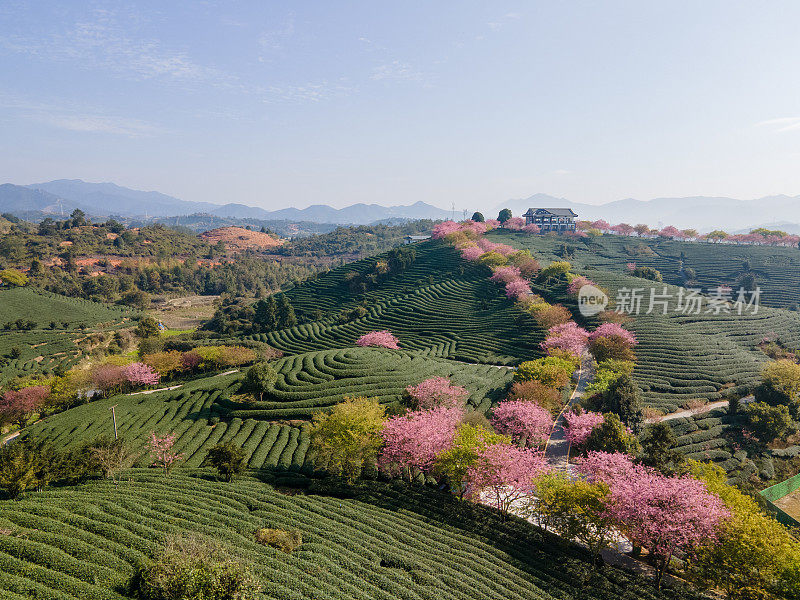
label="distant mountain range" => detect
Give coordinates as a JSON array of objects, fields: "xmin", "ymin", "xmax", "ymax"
[
  {"xmin": 0, "ymin": 179, "xmax": 798, "ymax": 231},
  {"xmin": 496, "ymin": 193, "xmax": 800, "ymax": 232},
  {"xmin": 0, "ymin": 180, "xmax": 452, "ymax": 224}
]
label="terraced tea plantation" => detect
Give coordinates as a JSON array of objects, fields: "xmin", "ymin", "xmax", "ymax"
[
  {"xmin": 0, "ymin": 470, "xmax": 706, "ymax": 600},
  {"xmin": 219, "ymin": 347, "xmax": 513, "ymax": 420},
  {"xmin": 26, "ymin": 350, "xmax": 512, "ymax": 472},
  {"xmin": 493, "ymin": 231, "xmax": 800, "ymax": 310},
  {"xmin": 0, "ymin": 288, "xmax": 137, "ymax": 385},
  {"xmin": 246, "ymin": 242, "xmax": 544, "ymax": 365}
]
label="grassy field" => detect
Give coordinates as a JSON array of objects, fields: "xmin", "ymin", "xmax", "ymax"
[
  {"xmin": 244, "ymin": 242, "xmax": 545, "ymax": 365},
  {"xmin": 0, "ymin": 470, "xmax": 706, "ymax": 600}
]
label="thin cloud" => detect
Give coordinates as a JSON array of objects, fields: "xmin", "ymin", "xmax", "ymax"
[
  {"xmin": 371, "ymin": 60, "xmax": 422, "ymax": 82},
  {"xmin": 756, "ymin": 117, "xmax": 800, "ymax": 133}
]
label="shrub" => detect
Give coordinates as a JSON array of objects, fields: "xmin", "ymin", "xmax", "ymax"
[
  {"xmin": 515, "ymin": 356, "xmax": 575, "ymax": 387},
  {"xmin": 532, "ymin": 304, "xmax": 572, "ymax": 328},
  {"xmin": 205, "ymin": 442, "xmax": 247, "ymax": 482},
  {"xmin": 507, "ymin": 380, "xmax": 562, "ymax": 415},
  {"xmin": 630, "ymin": 266, "xmax": 662, "ymax": 281},
  {"xmin": 583, "ymin": 413, "xmax": 641, "ymax": 455},
  {"xmin": 254, "ymin": 528, "xmax": 303, "ymax": 553},
  {"xmin": 745, "ymin": 401, "xmax": 796, "ymax": 442},
  {"xmin": 128, "ymin": 534, "xmax": 260, "ymax": 600}
]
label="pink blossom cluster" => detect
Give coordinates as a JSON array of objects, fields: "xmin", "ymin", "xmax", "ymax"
[
  {"xmin": 484, "ymin": 219, "xmax": 501, "ymax": 228},
  {"xmin": 148, "ymin": 431, "xmax": 184, "ymax": 474},
  {"xmin": 476, "ymin": 238, "xmax": 515, "ymax": 256},
  {"xmin": 460, "ymin": 246, "xmax": 484, "ymax": 261},
  {"xmin": 406, "ymin": 377, "xmax": 468, "ymax": 409},
  {"xmin": 503, "ymin": 217, "xmax": 526, "ymax": 230},
  {"xmin": 591, "ymin": 219, "xmax": 611, "ymax": 232},
  {"xmin": 576, "ymin": 451, "xmax": 729, "ymax": 561},
  {"xmin": 466, "ymin": 443, "xmax": 549, "ymax": 513},
  {"xmin": 505, "ymin": 279, "xmax": 531, "ymax": 300},
  {"xmin": 0, "ymin": 385, "xmax": 50, "ymax": 426},
  {"xmin": 432, "ymin": 221, "xmax": 463, "ymax": 239},
  {"xmin": 491, "ymin": 400, "xmax": 553, "ymax": 446},
  {"xmin": 379, "ymin": 406, "xmax": 463, "ymax": 475},
  {"xmin": 356, "ymin": 330, "xmax": 400, "ymax": 349},
  {"xmin": 563, "ymin": 410, "xmax": 604, "ymax": 445},
  {"xmin": 567, "ymin": 275, "xmax": 596, "ymax": 295},
  {"xmin": 123, "ymin": 362, "xmax": 160, "ymax": 386},
  {"xmin": 490, "ymin": 266, "xmax": 522, "ymax": 284},
  {"xmin": 522, "ymin": 224, "xmax": 540, "ymax": 234},
  {"xmin": 626, "ymin": 262, "xmax": 636, "ymax": 271},
  {"xmin": 589, "ymin": 323, "xmax": 637, "ymax": 346},
  {"xmin": 540, "ymin": 322, "xmax": 589, "ymax": 357}
]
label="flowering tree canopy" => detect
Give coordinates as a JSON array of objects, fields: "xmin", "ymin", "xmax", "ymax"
[
  {"xmin": 460, "ymin": 246, "xmax": 484, "ymax": 261},
  {"xmin": 505, "ymin": 279, "xmax": 531, "ymax": 300},
  {"xmin": 540, "ymin": 322, "xmax": 589, "ymax": 357},
  {"xmin": 379, "ymin": 406, "xmax": 462, "ymax": 475},
  {"xmin": 466, "ymin": 443, "xmax": 549, "ymax": 514},
  {"xmin": 356, "ymin": 330, "xmax": 400, "ymax": 349},
  {"xmin": 589, "ymin": 323, "xmax": 637, "ymax": 346},
  {"xmin": 123, "ymin": 362, "xmax": 160, "ymax": 386},
  {"xmin": 563, "ymin": 411, "xmax": 604, "ymax": 446},
  {"xmin": 0, "ymin": 385, "xmax": 50, "ymax": 427},
  {"xmin": 148, "ymin": 432, "xmax": 183, "ymax": 476},
  {"xmin": 503, "ymin": 217, "xmax": 526, "ymax": 230},
  {"xmin": 432, "ymin": 221, "xmax": 462, "ymax": 239},
  {"xmin": 577, "ymin": 451, "xmax": 729, "ymax": 586},
  {"xmin": 567, "ymin": 275, "xmax": 596, "ymax": 295},
  {"xmin": 406, "ymin": 377, "xmax": 468, "ymax": 409},
  {"xmin": 491, "ymin": 400, "xmax": 553, "ymax": 446},
  {"xmin": 490, "ymin": 266, "xmax": 522, "ymax": 284},
  {"xmin": 522, "ymin": 223, "xmax": 541, "ymax": 234}
]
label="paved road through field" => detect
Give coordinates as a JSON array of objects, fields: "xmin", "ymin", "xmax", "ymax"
[{"xmin": 544, "ymin": 352, "xmax": 593, "ymax": 470}]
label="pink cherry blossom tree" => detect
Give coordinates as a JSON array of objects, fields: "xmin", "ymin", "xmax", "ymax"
[
  {"xmin": 490, "ymin": 266, "xmax": 522, "ymax": 284},
  {"xmin": 658, "ymin": 225, "xmax": 682, "ymax": 239},
  {"xmin": 503, "ymin": 217, "xmax": 526, "ymax": 230},
  {"xmin": 406, "ymin": 377, "xmax": 468, "ymax": 409},
  {"xmin": 589, "ymin": 323, "xmax": 638, "ymax": 346},
  {"xmin": 91, "ymin": 364, "xmax": 127, "ymax": 397},
  {"xmin": 540, "ymin": 322, "xmax": 589, "ymax": 357},
  {"xmin": 356, "ymin": 330, "xmax": 400, "ymax": 349},
  {"xmin": 0, "ymin": 385, "xmax": 50, "ymax": 428},
  {"xmin": 491, "ymin": 400, "xmax": 553, "ymax": 447},
  {"xmin": 522, "ymin": 223, "xmax": 541, "ymax": 234},
  {"xmin": 460, "ymin": 246, "xmax": 484, "ymax": 261},
  {"xmin": 123, "ymin": 362, "xmax": 160, "ymax": 387},
  {"xmin": 432, "ymin": 221, "xmax": 462, "ymax": 239},
  {"xmin": 484, "ymin": 219, "xmax": 501, "ymax": 229},
  {"xmin": 505, "ymin": 279, "xmax": 531, "ymax": 300},
  {"xmin": 466, "ymin": 444, "xmax": 550, "ymax": 515},
  {"xmin": 148, "ymin": 432, "xmax": 183, "ymax": 476},
  {"xmin": 567, "ymin": 275, "xmax": 596, "ymax": 295},
  {"xmin": 577, "ymin": 451, "xmax": 729, "ymax": 588},
  {"xmin": 379, "ymin": 406, "xmax": 463, "ymax": 476},
  {"xmin": 563, "ymin": 411, "xmax": 604, "ymax": 446}
]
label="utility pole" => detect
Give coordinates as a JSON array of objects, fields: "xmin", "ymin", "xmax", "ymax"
[{"xmin": 109, "ymin": 405, "xmax": 118, "ymax": 440}]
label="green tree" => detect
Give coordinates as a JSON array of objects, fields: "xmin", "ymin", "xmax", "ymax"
[
  {"xmin": 639, "ymin": 422, "xmax": 684, "ymax": 475},
  {"xmin": 532, "ymin": 472, "xmax": 615, "ymax": 567},
  {"xmin": 0, "ymin": 268, "xmax": 28, "ymax": 287},
  {"xmin": 204, "ymin": 442, "xmax": 246, "ymax": 482},
  {"xmin": 600, "ymin": 374, "xmax": 644, "ymax": 432},
  {"xmin": 0, "ymin": 441, "xmax": 38, "ymax": 499},
  {"xmin": 497, "ymin": 208, "xmax": 512, "ymax": 223},
  {"xmin": 434, "ymin": 424, "xmax": 509, "ymax": 497},
  {"xmin": 310, "ymin": 397, "xmax": 385, "ymax": 482},
  {"xmin": 471, "ymin": 212, "xmax": 485, "ymax": 222},
  {"xmin": 254, "ymin": 296, "xmax": 278, "ymax": 332},
  {"xmin": 584, "ymin": 413, "xmax": 641, "ymax": 455},
  {"xmin": 242, "ymin": 362, "xmax": 277, "ymax": 401},
  {"xmin": 745, "ymin": 401, "xmax": 796, "ymax": 442},
  {"xmin": 135, "ymin": 316, "xmax": 161, "ymax": 339},
  {"xmin": 276, "ymin": 295, "xmax": 297, "ymax": 328},
  {"xmin": 689, "ymin": 461, "xmax": 800, "ymax": 599},
  {"xmin": 69, "ymin": 208, "xmax": 87, "ymax": 227}
]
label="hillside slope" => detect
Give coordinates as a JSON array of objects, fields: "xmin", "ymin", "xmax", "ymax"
[{"xmin": 0, "ymin": 471, "xmax": 705, "ymax": 600}]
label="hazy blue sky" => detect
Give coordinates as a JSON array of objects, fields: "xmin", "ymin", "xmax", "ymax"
[{"xmin": 2, "ymin": 1, "xmax": 800, "ymax": 210}]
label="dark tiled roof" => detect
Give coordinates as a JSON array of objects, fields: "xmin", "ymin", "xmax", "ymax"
[{"xmin": 522, "ymin": 208, "xmax": 578, "ymax": 217}]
